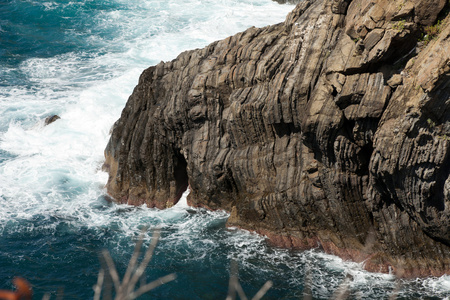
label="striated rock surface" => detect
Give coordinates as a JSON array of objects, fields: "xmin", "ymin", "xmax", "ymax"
[{"xmin": 104, "ymin": 0, "xmax": 450, "ymax": 277}]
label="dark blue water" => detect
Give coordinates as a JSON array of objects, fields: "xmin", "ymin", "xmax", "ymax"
[{"xmin": 0, "ymin": 0, "xmax": 449, "ymax": 299}]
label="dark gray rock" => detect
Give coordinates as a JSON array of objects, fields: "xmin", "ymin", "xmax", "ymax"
[{"xmin": 44, "ymin": 115, "xmax": 60, "ymax": 125}]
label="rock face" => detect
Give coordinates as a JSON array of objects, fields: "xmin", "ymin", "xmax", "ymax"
[{"xmin": 104, "ymin": 0, "xmax": 450, "ymax": 277}]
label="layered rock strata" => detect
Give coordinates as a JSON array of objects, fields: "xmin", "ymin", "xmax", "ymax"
[{"xmin": 104, "ymin": 0, "xmax": 450, "ymax": 277}]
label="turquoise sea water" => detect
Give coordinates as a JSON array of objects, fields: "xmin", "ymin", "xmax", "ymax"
[{"xmin": 0, "ymin": 0, "xmax": 449, "ymax": 299}]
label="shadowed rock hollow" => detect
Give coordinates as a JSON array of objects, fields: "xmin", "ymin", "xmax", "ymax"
[{"xmin": 103, "ymin": 0, "xmax": 450, "ymax": 277}]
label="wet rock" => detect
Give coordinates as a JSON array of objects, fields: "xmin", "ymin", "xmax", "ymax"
[
  {"xmin": 44, "ymin": 115, "xmax": 60, "ymax": 125},
  {"xmin": 272, "ymin": 0, "xmax": 302, "ymax": 4}
]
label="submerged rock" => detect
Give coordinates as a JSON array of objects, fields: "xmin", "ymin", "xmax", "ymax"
[
  {"xmin": 104, "ymin": 0, "xmax": 450, "ymax": 277},
  {"xmin": 44, "ymin": 115, "xmax": 60, "ymax": 125},
  {"xmin": 272, "ymin": 0, "xmax": 303, "ymax": 4}
]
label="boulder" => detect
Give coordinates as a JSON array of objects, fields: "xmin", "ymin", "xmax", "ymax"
[{"xmin": 44, "ymin": 115, "xmax": 60, "ymax": 125}]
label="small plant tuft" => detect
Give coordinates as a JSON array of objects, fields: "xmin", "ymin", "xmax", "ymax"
[
  {"xmin": 420, "ymin": 19, "xmax": 446, "ymax": 46},
  {"xmin": 392, "ymin": 20, "xmax": 406, "ymax": 31},
  {"xmin": 427, "ymin": 118, "xmax": 436, "ymax": 128}
]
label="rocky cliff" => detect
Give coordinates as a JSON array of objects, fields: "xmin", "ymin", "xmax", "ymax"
[{"xmin": 103, "ymin": 0, "xmax": 450, "ymax": 277}]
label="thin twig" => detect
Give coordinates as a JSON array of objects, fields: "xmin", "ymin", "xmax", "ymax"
[
  {"xmin": 41, "ymin": 293, "xmax": 51, "ymax": 300},
  {"xmin": 331, "ymin": 277, "xmax": 351, "ymax": 300},
  {"xmin": 251, "ymin": 281, "xmax": 273, "ymax": 300},
  {"xmin": 234, "ymin": 280, "xmax": 248, "ymax": 300},
  {"xmin": 303, "ymin": 263, "xmax": 312, "ymax": 300},
  {"xmin": 122, "ymin": 228, "xmax": 147, "ymax": 288},
  {"xmin": 96, "ymin": 228, "xmax": 174, "ymax": 300},
  {"xmin": 226, "ymin": 261, "xmax": 239, "ymax": 300},
  {"xmin": 56, "ymin": 288, "xmax": 64, "ymax": 300},
  {"xmin": 93, "ymin": 269, "xmax": 105, "ymax": 300},
  {"xmin": 127, "ymin": 273, "xmax": 177, "ymax": 300},
  {"xmin": 102, "ymin": 250, "xmax": 121, "ymax": 295},
  {"xmin": 126, "ymin": 229, "xmax": 161, "ymax": 295},
  {"xmin": 226, "ymin": 260, "xmax": 273, "ymax": 300},
  {"xmin": 389, "ymin": 268, "xmax": 403, "ymax": 300}
]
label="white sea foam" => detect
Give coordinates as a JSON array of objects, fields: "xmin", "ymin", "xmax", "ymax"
[{"xmin": 173, "ymin": 188, "xmax": 190, "ymax": 209}]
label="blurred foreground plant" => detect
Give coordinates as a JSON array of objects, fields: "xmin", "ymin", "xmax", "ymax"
[
  {"xmin": 94, "ymin": 228, "xmax": 176, "ymax": 300},
  {"xmin": 226, "ymin": 260, "xmax": 273, "ymax": 300},
  {"xmin": 0, "ymin": 277, "xmax": 32, "ymax": 300}
]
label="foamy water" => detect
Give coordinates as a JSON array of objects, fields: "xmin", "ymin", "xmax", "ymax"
[{"xmin": 0, "ymin": 0, "xmax": 449, "ymax": 298}]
